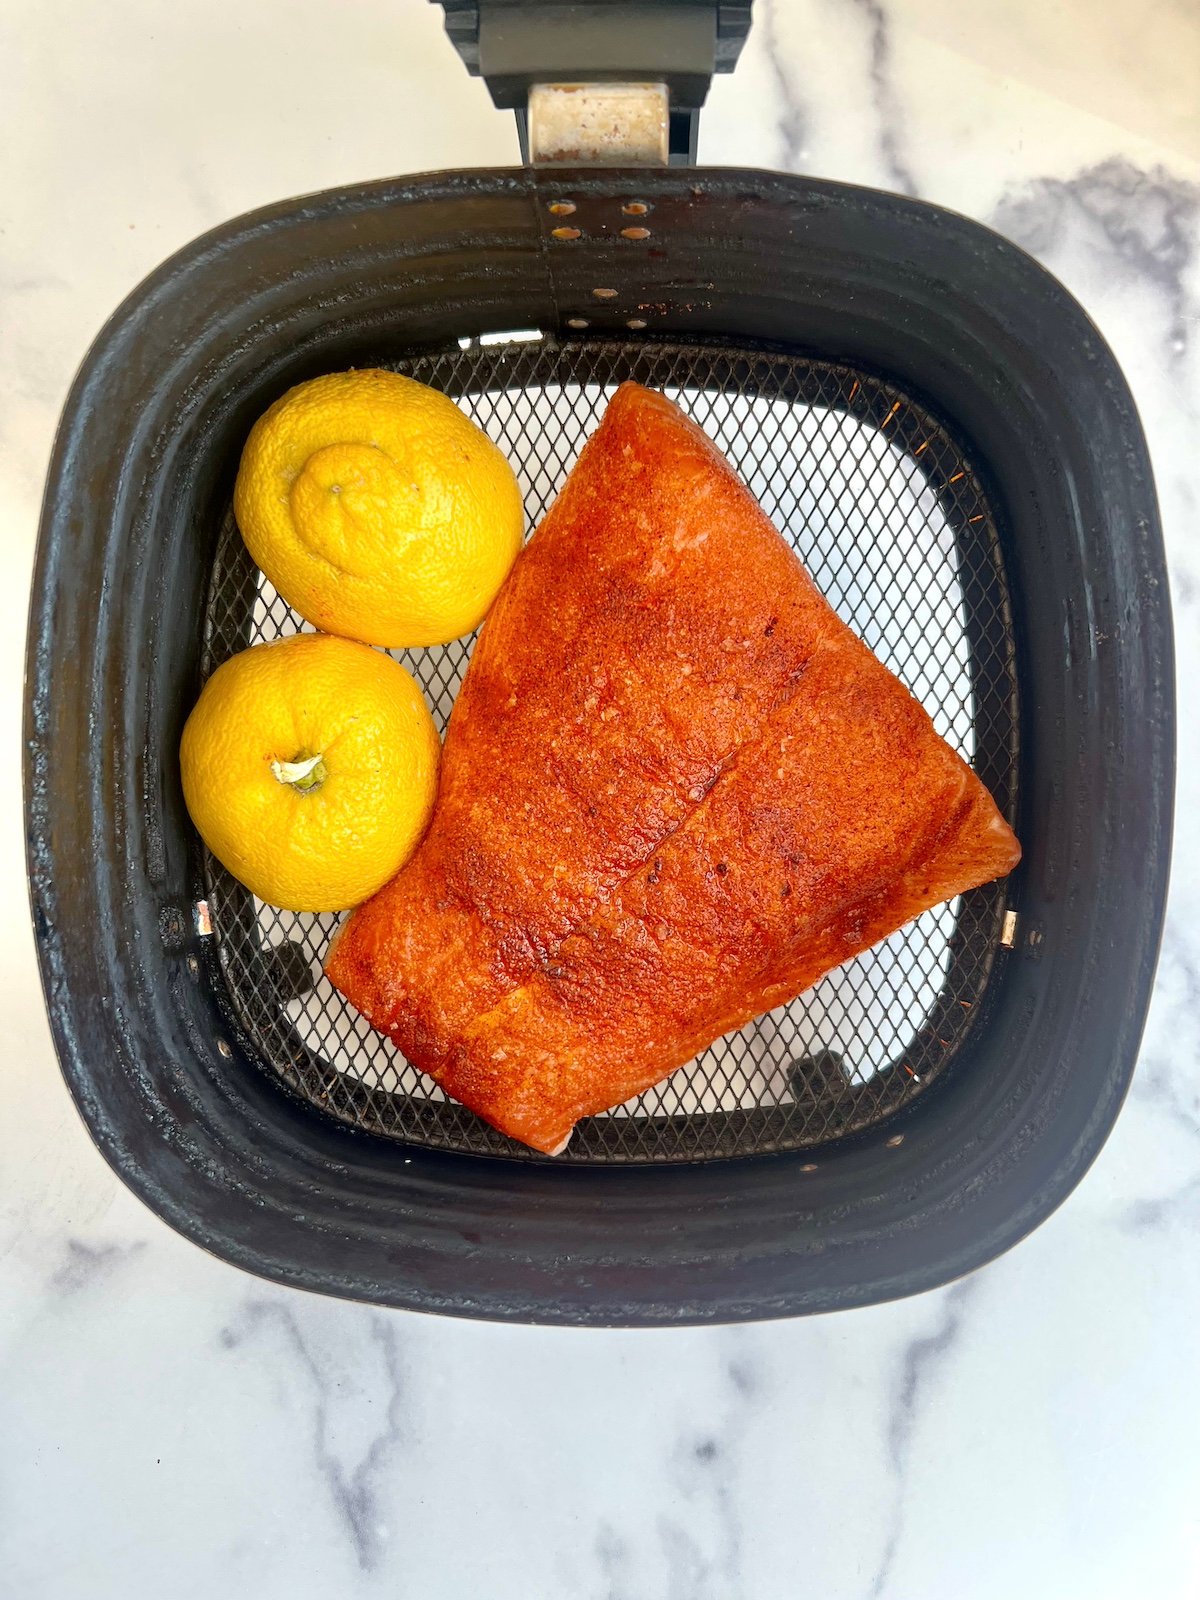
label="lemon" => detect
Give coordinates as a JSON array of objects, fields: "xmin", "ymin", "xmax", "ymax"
[
  {"xmin": 181, "ymin": 633, "xmax": 439, "ymax": 912},
  {"xmin": 233, "ymin": 370, "xmax": 523, "ymax": 648}
]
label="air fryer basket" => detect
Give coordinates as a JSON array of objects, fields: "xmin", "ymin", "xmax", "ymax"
[
  {"xmin": 203, "ymin": 338, "xmax": 1016, "ymax": 1162},
  {"xmin": 26, "ymin": 161, "xmax": 1171, "ymax": 1322}
]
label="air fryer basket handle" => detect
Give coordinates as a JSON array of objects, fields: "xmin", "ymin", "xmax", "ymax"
[{"xmin": 433, "ymin": 0, "xmax": 752, "ymax": 163}]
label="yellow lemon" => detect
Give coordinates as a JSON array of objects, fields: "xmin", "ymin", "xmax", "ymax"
[
  {"xmin": 233, "ymin": 369, "xmax": 523, "ymax": 647},
  {"xmin": 181, "ymin": 633, "xmax": 439, "ymax": 912}
]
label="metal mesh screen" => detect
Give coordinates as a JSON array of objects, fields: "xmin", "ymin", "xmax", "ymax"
[{"xmin": 201, "ymin": 336, "xmax": 1018, "ymax": 1162}]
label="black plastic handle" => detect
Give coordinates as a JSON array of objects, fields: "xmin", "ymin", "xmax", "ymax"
[{"xmin": 433, "ymin": 0, "xmax": 753, "ymax": 163}]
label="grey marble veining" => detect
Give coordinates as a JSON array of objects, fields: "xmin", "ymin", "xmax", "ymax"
[
  {"xmin": 992, "ymin": 156, "xmax": 1200, "ymax": 360},
  {"xmin": 4, "ymin": 0, "xmax": 1200, "ymax": 1596},
  {"xmin": 221, "ymin": 1300, "xmax": 409, "ymax": 1571},
  {"xmin": 870, "ymin": 1279, "xmax": 978, "ymax": 1598},
  {"xmin": 845, "ymin": 0, "xmax": 918, "ymax": 196}
]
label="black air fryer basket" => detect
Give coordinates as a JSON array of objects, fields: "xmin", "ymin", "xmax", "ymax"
[{"xmin": 25, "ymin": 2, "xmax": 1173, "ymax": 1324}]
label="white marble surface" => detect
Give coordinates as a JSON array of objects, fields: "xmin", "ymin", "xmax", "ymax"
[{"xmin": 4, "ymin": 0, "xmax": 1200, "ymax": 1594}]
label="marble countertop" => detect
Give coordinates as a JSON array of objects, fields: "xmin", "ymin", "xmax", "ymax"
[{"xmin": 4, "ymin": 1, "xmax": 1199, "ymax": 1594}]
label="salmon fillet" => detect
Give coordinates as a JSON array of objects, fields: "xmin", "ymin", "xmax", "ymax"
[{"xmin": 326, "ymin": 383, "xmax": 1020, "ymax": 1154}]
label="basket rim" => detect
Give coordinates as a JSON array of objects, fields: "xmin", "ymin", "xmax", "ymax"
[{"xmin": 25, "ymin": 165, "xmax": 1173, "ymax": 1324}]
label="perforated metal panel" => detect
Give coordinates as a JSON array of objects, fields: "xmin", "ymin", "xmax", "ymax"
[{"xmin": 201, "ymin": 336, "xmax": 1018, "ymax": 1161}]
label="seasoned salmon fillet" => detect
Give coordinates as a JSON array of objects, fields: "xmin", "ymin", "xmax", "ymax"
[{"xmin": 326, "ymin": 383, "xmax": 1020, "ymax": 1154}]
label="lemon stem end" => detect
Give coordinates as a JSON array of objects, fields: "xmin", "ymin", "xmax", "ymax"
[{"xmin": 271, "ymin": 753, "xmax": 327, "ymax": 793}]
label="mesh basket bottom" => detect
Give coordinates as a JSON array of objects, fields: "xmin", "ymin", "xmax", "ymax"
[{"xmin": 201, "ymin": 336, "xmax": 1018, "ymax": 1162}]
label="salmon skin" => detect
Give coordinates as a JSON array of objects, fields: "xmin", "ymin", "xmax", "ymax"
[{"xmin": 326, "ymin": 383, "xmax": 1020, "ymax": 1155}]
